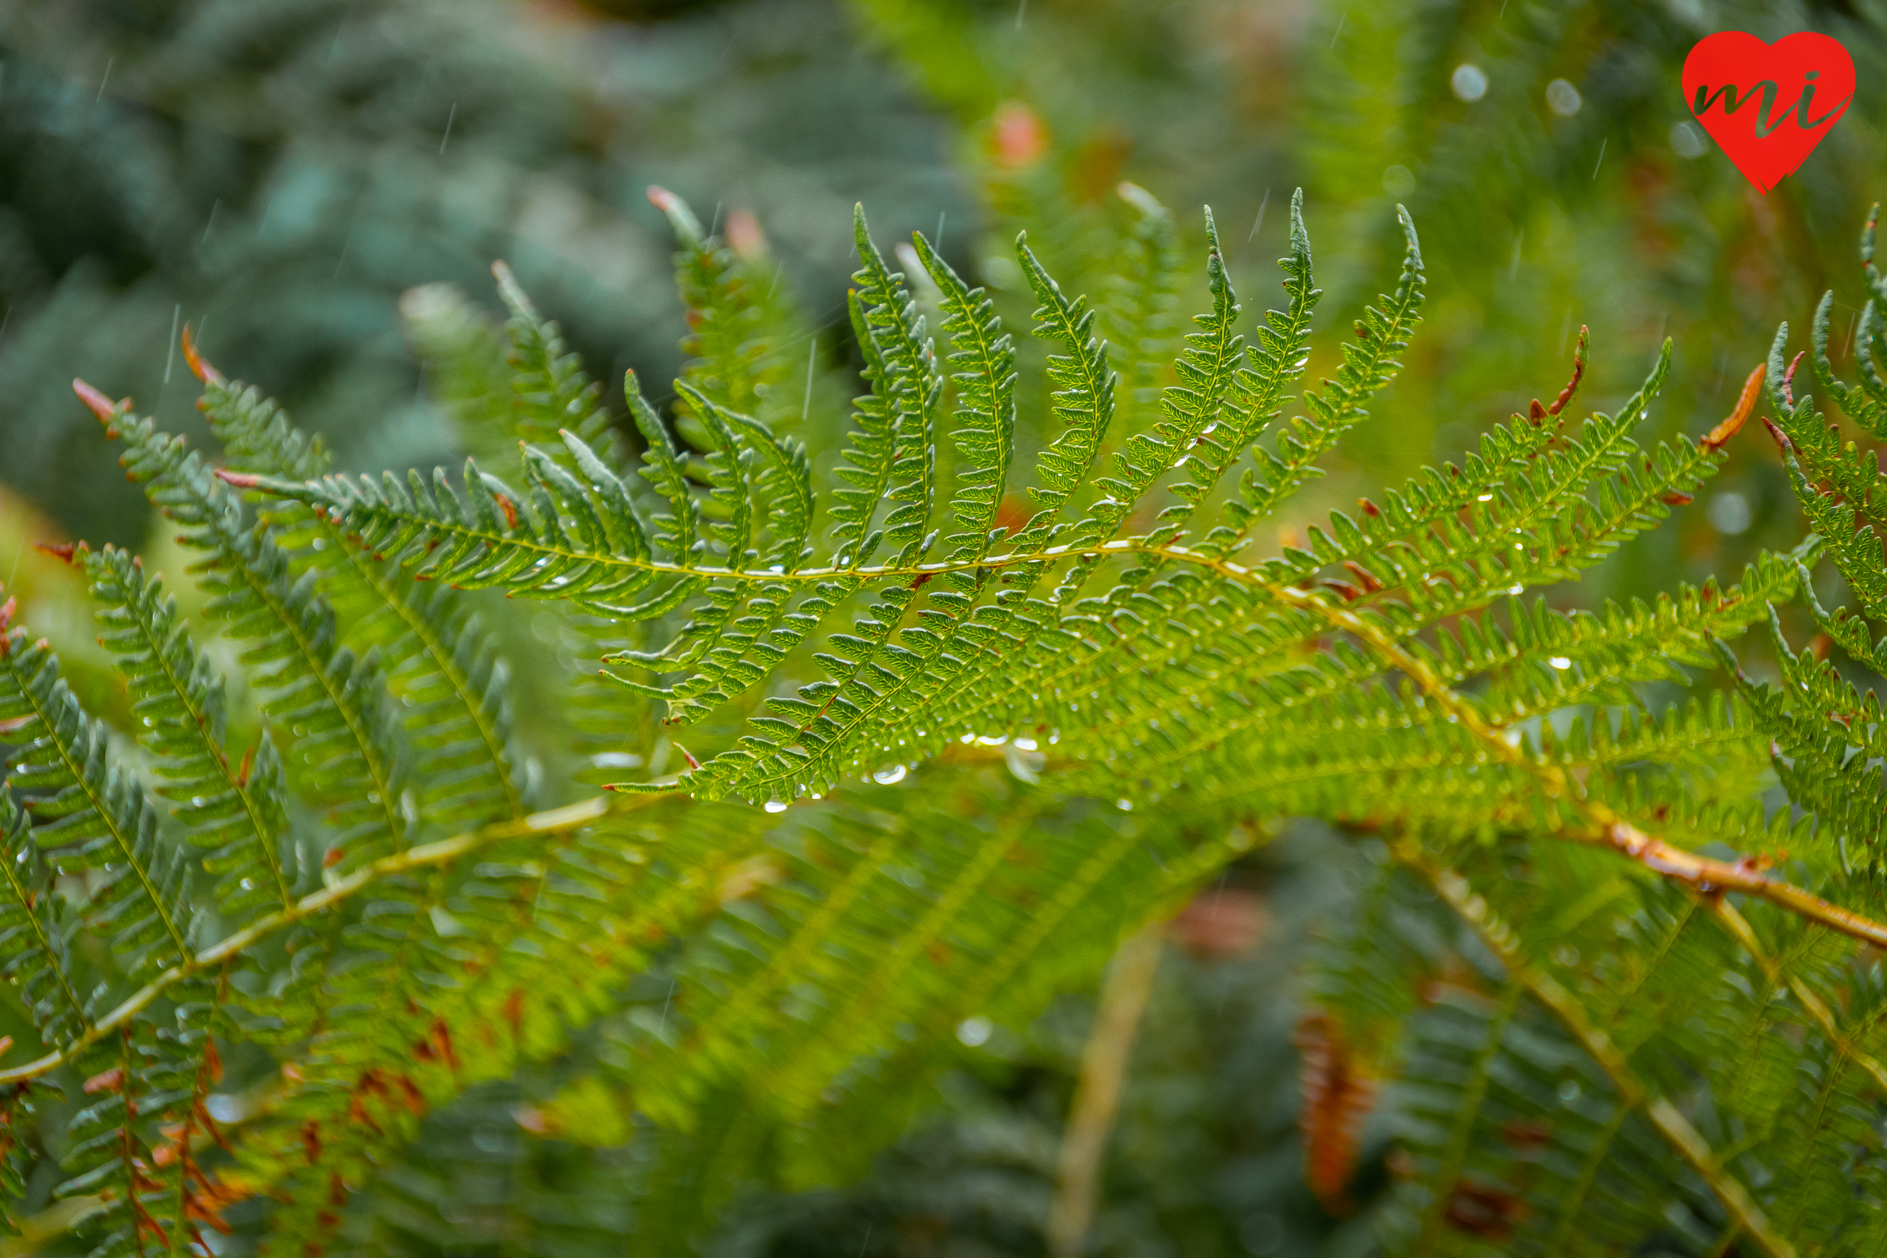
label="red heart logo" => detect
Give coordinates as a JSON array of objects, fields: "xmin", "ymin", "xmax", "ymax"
[{"xmin": 1683, "ymin": 32, "xmax": 1853, "ymax": 193}]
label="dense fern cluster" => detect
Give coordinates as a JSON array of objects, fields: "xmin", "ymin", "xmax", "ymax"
[{"xmin": 0, "ymin": 175, "xmax": 1883, "ymax": 1255}]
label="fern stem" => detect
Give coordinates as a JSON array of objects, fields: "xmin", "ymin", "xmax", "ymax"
[
  {"xmin": 1408, "ymin": 849, "xmax": 1797, "ymax": 1258},
  {"xmin": 1260, "ymin": 572, "xmax": 1887, "ymax": 951},
  {"xmin": 0, "ymin": 795, "xmax": 635, "ymax": 1086}
]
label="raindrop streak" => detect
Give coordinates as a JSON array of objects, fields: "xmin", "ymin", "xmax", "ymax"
[
  {"xmin": 1558, "ymin": 308, "xmax": 1572, "ymax": 356},
  {"xmin": 95, "ymin": 56, "xmax": 113, "ymax": 103},
  {"xmin": 1248, "ymin": 187, "xmax": 1271, "ymax": 243},
  {"xmin": 1592, "ymin": 137, "xmax": 1608, "ymax": 180},
  {"xmin": 936, "ymin": 211, "xmax": 947, "ymax": 251},
  {"xmin": 163, "ymin": 304, "xmax": 181, "ymax": 384},
  {"xmin": 802, "ymin": 339, "xmax": 817, "ymax": 424},
  {"xmin": 259, "ymin": 192, "xmax": 276, "ymax": 238},
  {"xmin": 1509, "ymin": 232, "xmax": 1522, "ymax": 281},
  {"xmin": 1330, "ymin": 12, "xmax": 1347, "ymax": 46},
  {"xmin": 1846, "ymin": 310, "xmax": 1860, "ymax": 358},
  {"xmin": 201, "ymin": 199, "xmax": 220, "ymax": 248},
  {"xmin": 440, "ymin": 102, "xmax": 457, "ymax": 155},
  {"xmin": 657, "ymin": 980, "xmax": 675, "ymax": 1033},
  {"xmin": 1015, "ymin": 0, "xmax": 1027, "ymax": 30}
]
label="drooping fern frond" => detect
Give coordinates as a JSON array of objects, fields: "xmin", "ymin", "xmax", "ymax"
[{"xmin": 15, "ymin": 187, "xmax": 1887, "ymax": 1256}]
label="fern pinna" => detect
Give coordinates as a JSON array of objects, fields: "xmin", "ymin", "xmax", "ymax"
[{"xmin": 0, "ymin": 183, "xmax": 1876, "ymax": 1254}]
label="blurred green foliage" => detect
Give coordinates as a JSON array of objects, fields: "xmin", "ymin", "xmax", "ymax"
[
  {"xmin": 2, "ymin": 0, "xmax": 1883, "ymax": 1253},
  {"xmin": 0, "ymin": 0, "xmax": 967, "ymax": 548}
]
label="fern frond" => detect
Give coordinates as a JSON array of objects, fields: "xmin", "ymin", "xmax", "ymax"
[
  {"xmin": 0, "ymin": 595, "xmax": 195, "ymax": 976},
  {"xmin": 1100, "ymin": 182, "xmax": 1182, "ymax": 444},
  {"xmin": 1227, "ymin": 200, "xmax": 1421, "ymax": 532},
  {"xmin": 1089, "ymin": 207, "xmax": 1250, "ymax": 540},
  {"xmin": 1190, "ymin": 187, "xmax": 1321, "ymax": 558},
  {"xmin": 400, "ymin": 281, "xmax": 518, "ymax": 471},
  {"xmin": 199, "ymin": 361, "xmax": 528, "ymax": 829},
  {"xmin": 1015, "ymin": 230, "xmax": 1117, "ymax": 535},
  {"xmin": 0, "ymin": 793, "xmax": 88, "ymax": 1056},
  {"xmin": 78, "ymin": 543, "xmax": 295, "ymax": 924},
  {"xmin": 77, "ymin": 384, "xmax": 415, "ymax": 868},
  {"xmin": 851, "ymin": 205, "xmax": 945, "ymax": 555},
  {"xmin": 15, "ymin": 183, "xmax": 1887, "ymax": 1254},
  {"xmin": 238, "ymin": 195, "xmax": 1754, "ymax": 829},
  {"xmin": 909, "ymin": 232, "xmax": 1017, "ymax": 564},
  {"xmin": 652, "ymin": 187, "xmax": 804, "ymax": 436},
  {"xmin": 540, "ymin": 776, "xmax": 1250, "ymax": 1149},
  {"xmin": 1350, "ymin": 832, "xmax": 1887, "ymax": 1258},
  {"xmin": 492, "ymin": 260, "xmax": 622, "ymax": 468}
]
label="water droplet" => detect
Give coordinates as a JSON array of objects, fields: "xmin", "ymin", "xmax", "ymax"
[
  {"xmin": 764, "ymin": 799, "xmax": 788, "ymax": 814},
  {"xmin": 1451, "ymin": 63, "xmax": 1488, "ymax": 102},
  {"xmin": 1708, "ymin": 490, "xmax": 1751, "ymax": 535},
  {"xmin": 956, "ymin": 1016, "xmax": 992, "ymax": 1047},
  {"xmin": 1549, "ymin": 656, "xmax": 1572, "ymax": 670},
  {"xmin": 1669, "ymin": 120, "xmax": 1707, "ymax": 160},
  {"xmin": 1558, "ymin": 1078, "xmax": 1581, "ymax": 1103},
  {"xmin": 1546, "ymin": 78, "xmax": 1582, "ymax": 116},
  {"xmin": 872, "ymin": 765, "xmax": 907, "ymax": 785},
  {"xmin": 1116, "ymin": 799, "xmax": 1134, "ymax": 812}
]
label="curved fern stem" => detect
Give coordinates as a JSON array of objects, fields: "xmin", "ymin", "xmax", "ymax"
[{"xmin": 1268, "ymin": 559, "xmax": 1887, "ymax": 948}]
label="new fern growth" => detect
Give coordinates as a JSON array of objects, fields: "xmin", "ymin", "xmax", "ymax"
[{"xmin": 0, "ymin": 185, "xmax": 1881, "ymax": 1255}]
